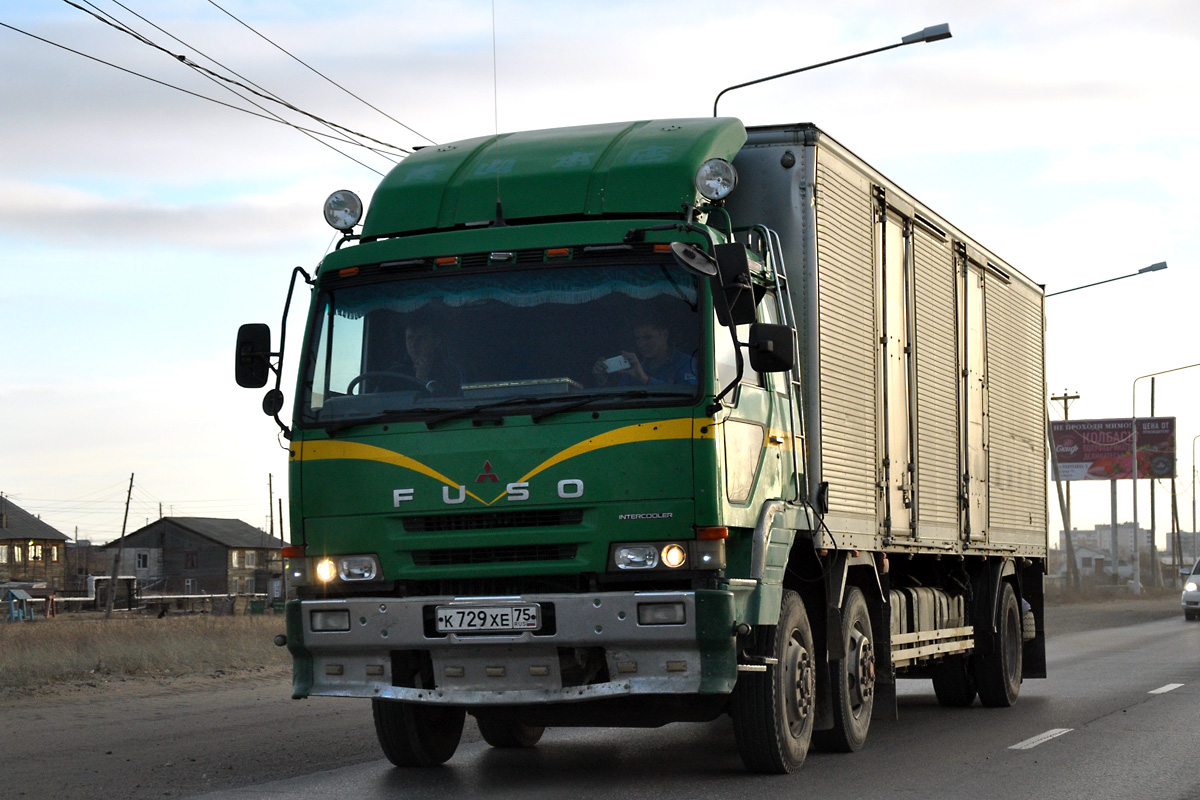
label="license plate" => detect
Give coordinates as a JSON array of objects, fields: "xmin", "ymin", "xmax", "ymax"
[{"xmin": 434, "ymin": 604, "xmax": 541, "ymax": 633}]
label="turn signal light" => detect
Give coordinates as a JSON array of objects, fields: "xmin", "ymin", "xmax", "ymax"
[{"xmin": 696, "ymin": 526, "xmax": 728, "ymax": 540}]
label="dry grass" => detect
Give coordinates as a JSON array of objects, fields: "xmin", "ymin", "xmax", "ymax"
[{"xmin": 0, "ymin": 613, "xmax": 290, "ymax": 690}]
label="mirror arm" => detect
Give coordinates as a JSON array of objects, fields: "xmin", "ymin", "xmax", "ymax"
[{"xmin": 263, "ymin": 266, "xmax": 312, "ymax": 440}]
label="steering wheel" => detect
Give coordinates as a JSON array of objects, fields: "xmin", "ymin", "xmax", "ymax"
[{"xmin": 346, "ymin": 371, "xmax": 425, "ymax": 395}]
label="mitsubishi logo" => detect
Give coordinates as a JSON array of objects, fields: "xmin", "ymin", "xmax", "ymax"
[{"xmin": 476, "ymin": 460, "xmax": 500, "ymax": 483}]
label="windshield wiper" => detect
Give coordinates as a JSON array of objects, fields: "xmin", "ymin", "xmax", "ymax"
[
  {"xmin": 530, "ymin": 390, "xmax": 694, "ymax": 423},
  {"xmin": 323, "ymin": 407, "xmax": 451, "ymax": 436},
  {"xmin": 423, "ymin": 396, "xmax": 555, "ymax": 429}
]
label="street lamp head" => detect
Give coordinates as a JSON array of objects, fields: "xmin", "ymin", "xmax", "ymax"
[
  {"xmin": 1139, "ymin": 261, "xmax": 1167, "ymax": 274},
  {"xmin": 902, "ymin": 24, "xmax": 952, "ymax": 44},
  {"xmin": 713, "ymin": 23, "xmax": 953, "ymax": 116}
]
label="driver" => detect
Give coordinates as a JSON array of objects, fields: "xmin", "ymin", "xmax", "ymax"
[{"xmin": 405, "ymin": 321, "xmax": 463, "ymax": 396}]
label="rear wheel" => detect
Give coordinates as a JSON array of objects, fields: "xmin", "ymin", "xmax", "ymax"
[
  {"xmin": 974, "ymin": 582, "xmax": 1022, "ymax": 708},
  {"xmin": 931, "ymin": 654, "xmax": 977, "ymax": 707},
  {"xmin": 372, "ymin": 699, "xmax": 465, "ymax": 767},
  {"xmin": 731, "ymin": 590, "xmax": 815, "ymax": 774},
  {"xmin": 813, "ymin": 587, "xmax": 875, "ymax": 752},
  {"xmin": 1185, "ymin": 609, "xmax": 1198, "ymax": 621},
  {"xmin": 473, "ymin": 712, "xmax": 545, "ymax": 748}
]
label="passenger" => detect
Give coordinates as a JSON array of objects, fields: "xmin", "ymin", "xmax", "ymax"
[{"xmin": 593, "ymin": 321, "xmax": 697, "ymax": 387}]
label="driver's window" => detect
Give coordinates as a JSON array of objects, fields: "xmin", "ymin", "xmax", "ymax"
[
  {"xmin": 714, "ymin": 314, "xmax": 761, "ymax": 389},
  {"xmin": 309, "ymin": 303, "xmax": 365, "ymax": 408}
]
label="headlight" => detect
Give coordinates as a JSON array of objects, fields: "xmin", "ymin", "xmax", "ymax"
[
  {"xmin": 614, "ymin": 545, "xmax": 659, "ymax": 569},
  {"xmin": 315, "ymin": 558, "xmax": 337, "ymax": 583},
  {"xmin": 312, "ymin": 554, "xmax": 382, "ymax": 583},
  {"xmin": 1186, "ymin": 581, "xmax": 1198, "ymax": 592},
  {"xmin": 338, "ymin": 555, "xmax": 380, "ymax": 581},
  {"xmin": 323, "ymin": 189, "xmax": 363, "ymax": 232},
  {"xmin": 610, "ymin": 541, "xmax": 724, "ymax": 572},
  {"xmin": 695, "ymin": 159, "xmax": 737, "ymax": 201},
  {"xmin": 661, "ymin": 543, "xmax": 687, "ymax": 569}
]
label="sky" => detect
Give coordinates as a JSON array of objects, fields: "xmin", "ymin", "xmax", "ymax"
[{"xmin": 2, "ymin": 0, "xmax": 1199, "ymax": 547}]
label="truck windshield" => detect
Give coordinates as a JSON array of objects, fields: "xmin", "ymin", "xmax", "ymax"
[{"xmin": 299, "ymin": 261, "xmax": 702, "ymax": 426}]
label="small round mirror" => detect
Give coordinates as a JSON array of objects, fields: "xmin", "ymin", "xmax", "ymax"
[
  {"xmin": 262, "ymin": 389, "xmax": 285, "ymax": 417},
  {"xmin": 670, "ymin": 241, "xmax": 719, "ymax": 277}
]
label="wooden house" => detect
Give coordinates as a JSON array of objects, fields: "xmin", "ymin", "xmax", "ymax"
[{"xmin": 105, "ymin": 517, "xmax": 287, "ymax": 598}]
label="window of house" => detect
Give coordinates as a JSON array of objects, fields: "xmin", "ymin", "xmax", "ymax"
[
  {"xmin": 245, "ymin": 551, "xmax": 257, "ymax": 568},
  {"xmin": 245, "ymin": 577, "xmax": 255, "ymax": 595},
  {"xmin": 51, "ymin": 546, "xmax": 59, "ymax": 563},
  {"xmin": 0, "ymin": 545, "xmax": 7, "ymax": 564},
  {"xmin": 29, "ymin": 544, "xmax": 43, "ymax": 562},
  {"xmin": 231, "ymin": 550, "xmax": 242, "ymax": 568},
  {"xmin": 185, "ymin": 578, "xmax": 198, "ymax": 594},
  {"xmin": 185, "ymin": 552, "xmax": 198, "ymax": 569},
  {"xmin": 14, "ymin": 545, "xmax": 23, "ymax": 562},
  {"xmin": 136, "ymin": 552, "xmax": 149, "ymax": 569},
  {"xmin": 1082, "ymin": 557, "xmax": 1093, "ymax": 568},
  {"xmin": 231, "ymin": 577, "xmax": 241, "ymax": 594}
]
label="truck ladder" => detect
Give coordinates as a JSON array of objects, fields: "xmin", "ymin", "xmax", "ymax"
[{"xmin": 752, "ymin": 225, "xmax": 805, "ymax": 505}]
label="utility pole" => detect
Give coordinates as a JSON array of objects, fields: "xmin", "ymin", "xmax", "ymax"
[
  {"xmin": 105, "ymin": 473, "xmax": 135, "ymax": 619},
  {"xmin": 1051, "ymin": 390, "xmax": 1081, "ymax": 591},
  {"xmin": 268, "ymin": 474, "xmax": 275, "ymax": 539}
]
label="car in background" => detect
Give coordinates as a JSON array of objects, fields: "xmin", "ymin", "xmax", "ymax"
[{"xmin": 1182, "ymin": 558, "xmax": 1200, "ymax": 621}]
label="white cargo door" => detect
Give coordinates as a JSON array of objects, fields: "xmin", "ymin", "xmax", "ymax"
[
  {"xmin": 881, "ymin": 213, "xmax": 914, "ymax": 538},
  {"xmin": 962, "ymin": 258, "xmax": 988, "ymax": 542}
]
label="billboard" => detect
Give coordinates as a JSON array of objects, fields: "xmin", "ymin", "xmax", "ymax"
[{"xmin": 1050, "ymin": 417, "xmax": 1176, "ymax": 481}]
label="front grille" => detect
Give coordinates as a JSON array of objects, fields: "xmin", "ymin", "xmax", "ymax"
[
  {"xmin": 404, "ymin": 509, "xmax": 583, "ymax": 533},
  {"xmin": 411, "ymin": 543, "xmax": 579, "ymax": 567}
]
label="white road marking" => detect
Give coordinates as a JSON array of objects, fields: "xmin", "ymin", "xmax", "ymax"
[
  {"xmin": 1009, "ymin": 728, "xmax": 1073, "ymax": 750},
  {"xmin": 1149, "ymin": 683, "xmax": 1184, "ymax": 694}
]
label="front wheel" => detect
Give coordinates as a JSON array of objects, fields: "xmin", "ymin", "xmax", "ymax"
[
  {"xmin": 813, "ymin": 587, "xmax": 875, "ymax": 752},
  {"xmin": 372, "ymin": 699, "xmax": 465, "ymax": 767},
  {"xmin": 730, "ymin": 590, "xmax": 816, "ymax": 774},
  {"xmin": 974, "ymin": 582, "xmax": 1022, "ymax": 707},
  {"xmin": 473, "ymin": 712, "xmax": 545, "ymax": 748}
]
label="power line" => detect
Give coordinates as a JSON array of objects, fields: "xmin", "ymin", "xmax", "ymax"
[
  {"xmin": 206, "ymin": 0, "xmax": 437, "ymax": 146},
  {"xmin": 87, "ymin": 0, "xmax": 406, "ymax": 162},
  {"xmin": 1, "ymin": 18, "xmax": 388, "ymax": 176},
  {"xmin": 62, "ymin": 0, "xmax": 405, "ymax": 167}
]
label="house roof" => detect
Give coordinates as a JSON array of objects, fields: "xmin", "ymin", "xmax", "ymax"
[
  {"xmin": 0, "ymin": 499, "xmax": 69, "ymax": 543},
  {"xmin": 110, "ymin": 517, "xmax": 287, "ymax": 550}
]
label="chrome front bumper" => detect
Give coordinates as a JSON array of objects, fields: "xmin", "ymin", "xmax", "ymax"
[{"xmin": 297, "ymin": 590, "xmax": 704, "ymax": 704}]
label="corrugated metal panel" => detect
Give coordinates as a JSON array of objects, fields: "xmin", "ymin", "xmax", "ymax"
[
  {"xmin": 814, "ymin": 158, "xmax": 878, "ymax": 520},
  {"xmin": 984, "ymin": 277, "xmax": 1047, "ymax": 543},
  {"xmin": 911, "ymin": 228, "xmax": 960, "ymax": 541}
]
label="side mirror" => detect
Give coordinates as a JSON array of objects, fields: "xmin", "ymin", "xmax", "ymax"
[
  {"xmin": 747, "ymin": 323, "xmax": 794, "ymax": 373},
  {"xmin": 714, "ymin": 244, "xmax": 757, "ymax": 327},
  {"xmin": 235, "ymin": 323, "xmax": 272, "ymax": 388}
]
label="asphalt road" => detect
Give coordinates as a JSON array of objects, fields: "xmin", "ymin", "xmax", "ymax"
[{"xmin": 185, "ymin": 595, "xmax": 1200, "ymax": 800}]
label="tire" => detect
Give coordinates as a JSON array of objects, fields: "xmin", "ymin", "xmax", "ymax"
[
  {"xmin": 731, "ymin": 590, "xmax": 816, "ymax": 774},
  {"xmin": 974, "ymin": 582, "xmax": 1022, "ymax": 708},
  {"xmin": 813, "ymin": 587, "xmax": 875, "ymax": 752},
  {"xmin": 473, "ymin": 712, "xmax": 545, "ymax": 748},
  {"xmin": 1185, "ymin": 609, "xmax": 1198, "ymax": 622},
  {"xmin": 372, "ymin": 699, "xmax": 465, "ymax": 767},
  {"xmin": 931, "ymin": 654, "xmax": 977, "ymax": 707}
]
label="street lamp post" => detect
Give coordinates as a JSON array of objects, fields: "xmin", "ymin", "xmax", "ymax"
[
  {"xmin": 1047, "ymin": 260, "xmax": 1167, "ymax": 591},
  {"xmin": 1132, "ymin": 362, "xmax": 1200, "ymax": 593},
  {"xmin": 712, "ymin": 24, "xmax": 952, "ymax": 116}
]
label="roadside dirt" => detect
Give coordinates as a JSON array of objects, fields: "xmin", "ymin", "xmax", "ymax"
[{"xmin": 0, "ymin": 593, "xmax": 1183, "ymax": 800}]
